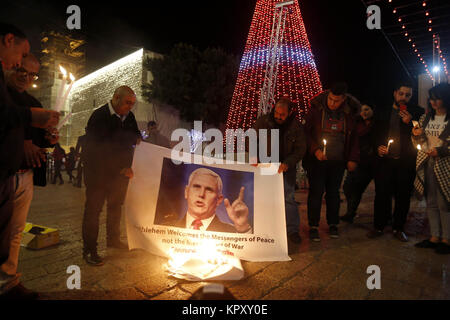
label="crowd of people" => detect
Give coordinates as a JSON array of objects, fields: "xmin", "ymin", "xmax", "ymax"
[
  {"xmin": 0, "ymin": 21, "xmax": 449, "ymax": 300},
  {"xmin": 261, "ymin": 81, "xmax": 449, "ymax": 254}
]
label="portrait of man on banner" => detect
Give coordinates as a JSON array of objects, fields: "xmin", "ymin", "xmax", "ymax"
[{"xmin": 154, "ymin": 159, "xmax": 254, "ymax": 234}]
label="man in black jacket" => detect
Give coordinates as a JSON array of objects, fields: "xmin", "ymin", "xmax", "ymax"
[
  {"xmin": 0, "ymin": 54, "xmax": 57, "ymax": 299},
  {"xmin": 82, "ymin": 86, "xmax": 141, "ymax": 266},
  {"xmin": 252, "ymin": 97, "xmax": 307, "ymax": 244},
  {"xmin": 369, "ymin": 81, "xmax": 424, "ymax": 241}
]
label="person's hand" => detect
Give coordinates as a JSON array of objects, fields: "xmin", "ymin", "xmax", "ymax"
[
  {"xmin": 399, "ymin": 110, "xmax": 412, "ymax": 124},
  {"xmin": 120, "ymin": 168, "xmax": 134, "ymax": 179},
  {"xmin": 426, "ymin": 148, "xmax": 438, "ymax": 157},
  {"xmin": 278, "ymin": 163, "xmax": 289, "ymax": 173},
  {"xmin": 45, "ymin": 127, "xmax": 59, "ymax": 144},
  {"xmin": 347, "ymin": 161, "xmax": 358, "ymax": 172},
  {"xmin": 378, "ymin": 145, "xmax": 388, "ymax": 157},
  {"xmin": 314, "ymin": 149, "xmax": 327, "ymax": 161},
  {"xmin": 412, "ymin": 127, "xmax": 423, "ymax": 136},
  {"xmin": 224, "ymin": 186, "xmax": 250, "ymax": 233},
  {"xmin": 24, "ymin": 140, "xmax": 47, "ymax": 168},
  {"xmin": 30, "ymin": 108, "xmax": 60, "ymax": 128}
]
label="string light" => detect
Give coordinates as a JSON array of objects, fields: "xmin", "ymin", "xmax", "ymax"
[
  {"xmin": 226, "ymin": 0, "xmax": 322, "ymax": 134},
  {"xmin": 387, "ymin": 1, "xmax": 449, "ymax": 80}
]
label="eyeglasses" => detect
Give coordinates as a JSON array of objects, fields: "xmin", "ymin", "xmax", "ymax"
[{"xmin": 14, "ymin": 67, "xmax": 39, "ymax": 81}]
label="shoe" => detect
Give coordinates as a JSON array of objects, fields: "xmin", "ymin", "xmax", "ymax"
[
  {"xmin": 309, "ymin": 228, "xmax": 320, "ymax": 242},
  {"xmin": 83, "ymin": 251, "xmax": 104, "ymax": 266},
  {"xmin": 393, "ymin": 230, "xmax": 408, "ymax": 242},
  {"xmin": 415, "ymin": 239, "xmax": 439, "ymax": 249},
  {"xmin": 435, "ymin": 243, "xmax": 450, "ymax": 255},
  {"xmin": 367, "ymin": 229, "xmax": 384, "ymax": 239},
  {"xmin": 288, "ymin": 233, "xmax": 302, "ymax": 244},
  {"xmin": 0, "ymin": 273, "xmax": 20, "ymax": 293},
  {"xmin": 0, "ymin": 282, "xmax": 39, "ymax": 300},
  {"xmin": 107, "ymin": 240, "xmax": 128, "ymax": 250},
  {"xmin": 329, "ymin": 225, "xmax": 339, "ymax": 239},
  {"xmin": 340, "ymin": 213, "xmax": 354, "ymax": 223}
]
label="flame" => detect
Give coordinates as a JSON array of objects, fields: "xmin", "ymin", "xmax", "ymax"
[
  {"xmin": 388, "ymin": 139, "xmax": 394, "ymax": 145},
  {"xmin": 167, "ymin": 239, "xmax": 228, "ymax": 270},
  {"xmin": 417, "ymin": 144, "xmax": 421, "ymax": 150},
  {"xmin": 59, "ymin": 65, "xmax": 67, "ymax": 77},
  {"xmin": 69, "ymin": 73, "xmax": 75, "ymax": 82},
  {"xmin": 323, "ymin": 139, "xmax": 327, "ymax": 146}
]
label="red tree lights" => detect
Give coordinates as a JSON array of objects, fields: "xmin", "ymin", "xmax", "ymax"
[{"xmin": 225, "ymin": 0, "xmax": 322, "ymax": 134}]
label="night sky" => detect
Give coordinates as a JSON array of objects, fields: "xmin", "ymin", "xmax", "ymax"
[{"xmin": 1, "ymin": 0, "xmax": 424, "ymax": 109}]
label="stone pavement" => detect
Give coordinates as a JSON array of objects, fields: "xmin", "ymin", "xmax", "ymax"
[{"xmin": 17, "ymin": 180, "xmax": 450, "ymax": 300}]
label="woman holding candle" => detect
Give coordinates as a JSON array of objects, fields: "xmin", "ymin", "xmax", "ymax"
[{"xmin": 412, "ymin": 83, "xmax": 450, "ymax": 254}]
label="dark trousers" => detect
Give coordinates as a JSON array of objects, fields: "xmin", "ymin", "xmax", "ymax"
[
  {"xmin": 374, "ymin": 158, "xmax": 416, "ymax": 231},
  {"xmin": 52, "ymin": 162, "xmax": 63, "ymax": 184},
  {"xmin": 75, "ymin": 163, "xmax": 83, "ymax": 187},
  {"xmin": 306, "ymin": 160, "xmax": 346, "ymax": 227},
  {"xmin": 284, "ymin": 169, "xmax": 300, "ymax": 235},
  {"xmin": 82, "ymin": 169, "xmax": 130, "ymax": 253},
  {"xmin": 343, "ymin": 163, "xmax": 375, "ymax": 216},
  {"xmin": 0, "ymin": 177, "xmax": 14, "ymax": 265}
]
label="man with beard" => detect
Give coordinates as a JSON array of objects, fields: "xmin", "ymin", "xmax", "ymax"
[
  {"xmin": 252, "ymin": 97, "xmax": 306, "ymax": 243},
  {"xmin": 368, "ymin": 81, "xmax": 424, "ymax": 241}
]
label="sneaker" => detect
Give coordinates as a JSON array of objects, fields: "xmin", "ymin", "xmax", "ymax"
[
  {"xmin": 83, "ymin": 251, "xmax": 104, "ymax": 266},
  {"xmin": 415, "ymin": 239, "xmax": 439, "ymax": 249},
  {"xmin": 393, "ymin": 230, "xmax": 408, "ymax": 242},
  {"xmin": 309, "ymin": 228, "xmax": 320, "ymax": 242},
  {"xmin": 329, "ymin": 225, "xmax": 339, "ymax": 238},
  {"xmin": 0, "ymin": 282, "xmax": 39, "ymax": 300},
  {"xmin": 435, "ymin": 243, "xmax": 450, "ymax": 255},
  {"xmin": 340, "ymin": 213, "xmax": 354, "ymax": 223},
  {"xmin": 288, "ymin": 233, "xmax": 302, "ymax": 244},
  {"xmin": 0, "ymin": 273, "xmax": 20, "ymax": 293},
  {"xmin": 367, "ymin": 229, "xmax": 384, "ymax": 239}
]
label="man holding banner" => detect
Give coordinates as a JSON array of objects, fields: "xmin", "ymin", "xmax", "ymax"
[{"xmin": 253, "ymin": 97, "xmax": 307, "ymax": 244}]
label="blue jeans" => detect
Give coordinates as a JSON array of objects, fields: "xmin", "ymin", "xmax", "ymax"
[{"xmin": 284, "ymin": 169, "xmax": 299, "ymax": 235}]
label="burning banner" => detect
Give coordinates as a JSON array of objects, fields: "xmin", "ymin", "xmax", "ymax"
[{"xmin": 125, "ymin": 143, "xmax": 290, "ymax": 279}]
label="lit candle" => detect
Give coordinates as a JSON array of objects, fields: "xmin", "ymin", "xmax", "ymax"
[
  {"xmin": 55, "ymin": 65, "xmax": 67, "ymax": 112},
  {"xmin": 417, "ymin": 144, "xmax": 421, "ymax": 151},
  {"xmin": 387, "ymin": 139, "xmax": 394, "ymax": 153},
  {"xmin": 323, "ymin": 139, "xmax": 327, "ymax": 157},
  {"xmin": 59, "ymin": 73, "xmax": 75, "ymax": 111}
]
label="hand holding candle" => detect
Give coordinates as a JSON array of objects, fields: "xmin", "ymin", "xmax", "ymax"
[
  {"xmin": 386, "ymin": 139, "xmax": 393, "ymax": 153},
  {"xmin": 55, "ymin": 65, "xmax": 67, "ymax": 112}
]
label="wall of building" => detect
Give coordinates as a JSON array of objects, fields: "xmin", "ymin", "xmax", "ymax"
[{"xmin": 61, "ymin": 48, "xmax": 191, "ymax": 147}]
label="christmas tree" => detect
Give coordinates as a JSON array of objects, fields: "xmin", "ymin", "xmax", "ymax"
[{"xmin": 226, "ymin": 0, "xmax": 322, "ymax": 134}]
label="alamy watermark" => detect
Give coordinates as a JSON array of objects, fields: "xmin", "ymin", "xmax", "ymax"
[
  {"xmin": 66, "ymin": 5, "xmax": 81, "ymax": 30},
  {"xmin": 366, "ymin": 5, "xmax": 381, "ymax": 30},
  {"xmin": 170, "ymin": 121, "xmax": 280, "ymax": 175}
]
